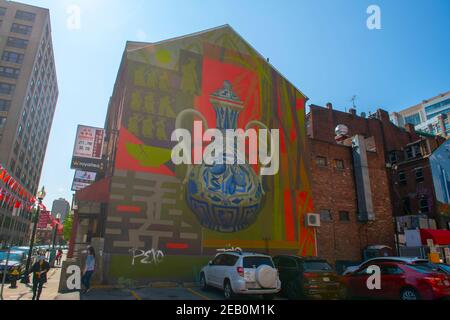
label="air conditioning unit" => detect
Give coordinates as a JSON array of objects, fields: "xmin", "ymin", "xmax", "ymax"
[{"xmin": 305, "ymin": 213, "xmax": 321, "ymax": 227}]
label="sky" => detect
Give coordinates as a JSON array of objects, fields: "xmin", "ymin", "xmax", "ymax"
[{"xmin": 19, "ymin": 0, "xmax": 450, "ymax": 208}]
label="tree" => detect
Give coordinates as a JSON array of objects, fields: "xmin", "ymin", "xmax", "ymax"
[{"xmin": 63, "ymin": 213, "xmax": 74, "ymax": 241}]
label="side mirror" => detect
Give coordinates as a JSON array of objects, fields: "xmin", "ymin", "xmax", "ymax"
[{"xmin": 208, "ymin": 261, "xmax": 213, "ymax": 266}]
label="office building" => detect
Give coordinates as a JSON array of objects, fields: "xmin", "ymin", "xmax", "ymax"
[{"xmin": 0, "ymin": 1, "xmax": 58, "ymax": 245}]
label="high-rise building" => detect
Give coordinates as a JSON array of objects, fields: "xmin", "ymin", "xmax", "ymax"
[
  {"xmin": 51, "ymin": 198, "xmax": 70, "ymax": 223},
  {"xmin": 391, "ymin": 91, "xmax": 450, "ymax": 138},
  {"xmin": 0, "ymin": 1, "xmax": 58, "ymax": 245}
]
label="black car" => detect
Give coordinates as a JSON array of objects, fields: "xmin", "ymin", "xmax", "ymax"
[
  {"xmin": 273, "ymin": 255, "xmax": 341, "ymax": 300},
  {"xmin": 0, "ymin": 250, "xmax": 27, "ymax": 281}
]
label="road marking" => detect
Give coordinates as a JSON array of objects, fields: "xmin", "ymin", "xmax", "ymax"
[
  {"xmin": 129, "ymin": 290, "xmax": 142, "ymax": 300},
  {"xmin": 186, "ymin": 288, "xmax": 211, "ymax": 300}
]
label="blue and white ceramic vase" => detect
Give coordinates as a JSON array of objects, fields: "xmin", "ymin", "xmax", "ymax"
[{"xmin": 185, "ymin": 81, "xmax": 264, "ymax": 233}]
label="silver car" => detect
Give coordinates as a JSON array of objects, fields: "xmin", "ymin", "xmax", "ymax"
[{"xmin": 200, "ymin": 252, "xmax": 281, "ymax": 300}]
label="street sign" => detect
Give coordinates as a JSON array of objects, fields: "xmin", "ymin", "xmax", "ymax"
[
  {"xmin": 71, "ymin": 125, "xmax": 105, "ymax": 172},
  {"xmin": 71, "ymin": 170, "xmax": 97, "ymax": 191}
]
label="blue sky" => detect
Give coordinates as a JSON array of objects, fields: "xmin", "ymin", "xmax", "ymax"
[{"xmin": 21, "ymin": 0, "xmax": 450, "ymax": 208}]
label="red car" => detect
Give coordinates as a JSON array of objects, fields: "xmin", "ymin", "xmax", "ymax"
[{"xmin": 341, "ymin": 257, "xmax": 450, "ymax": 300}]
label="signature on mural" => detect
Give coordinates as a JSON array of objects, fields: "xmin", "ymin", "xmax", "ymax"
[{"xmin": 129, "ymin": 248, "xmax": 165, "ymax": 266}]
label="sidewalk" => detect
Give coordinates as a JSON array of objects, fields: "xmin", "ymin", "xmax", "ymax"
[{"xmin": 2, "ymin": 265, "xmax": 79, "ymax": 300}]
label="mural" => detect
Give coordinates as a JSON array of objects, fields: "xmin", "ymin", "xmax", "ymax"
[
  {"xmin": 104, "ymin": 26, "xmax": 316, "ymax": 280},
  {"xmin": 430, "ymin": 139, "xmax": 450, "ymax": 217}
]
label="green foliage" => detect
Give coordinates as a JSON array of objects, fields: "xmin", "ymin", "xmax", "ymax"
[{"xmin": 63, "ymin": 214, "xmax": 73, "ymax": 241}]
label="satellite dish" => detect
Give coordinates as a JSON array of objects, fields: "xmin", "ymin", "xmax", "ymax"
[{"xmin": 335, "ymin": 124, "xmax": 349, "ymax": 137}]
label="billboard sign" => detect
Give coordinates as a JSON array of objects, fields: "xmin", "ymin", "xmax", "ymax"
[
  {"xmin": 71, "ymin": 170, "xmax": 97, "ymax": 192},
  {"xmin": 71, "ymin": 125, "xmax": 105, "ymax": 172}
]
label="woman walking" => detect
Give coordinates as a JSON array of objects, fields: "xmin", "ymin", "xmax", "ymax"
[{"xmin": 81, "ymin": 246, "xmax": 95, "ymax": 294}]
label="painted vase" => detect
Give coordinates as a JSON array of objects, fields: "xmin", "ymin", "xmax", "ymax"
[{"xmin": 181, "ymin": 81, "xmax": 264, "ymax": 233}]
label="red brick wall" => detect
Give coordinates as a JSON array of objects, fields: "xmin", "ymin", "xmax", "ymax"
[{"xmin": 310, "ymin": 139, "xmax": 395, "ymax": 265}]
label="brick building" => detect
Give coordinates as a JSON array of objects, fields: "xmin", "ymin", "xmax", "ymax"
[{"xmin": 307, "ymin": 103, "xmax": 445, "ymax": 268}]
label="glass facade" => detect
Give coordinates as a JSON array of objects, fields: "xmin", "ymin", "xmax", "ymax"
[{"xmin": 404, "ymin": 113, "xmax": 421, "ymax": 126}]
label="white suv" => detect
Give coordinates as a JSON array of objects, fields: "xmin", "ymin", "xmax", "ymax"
[{"xmin": 200, "ymin": 252, "xmax": 281, "ymax": 300}]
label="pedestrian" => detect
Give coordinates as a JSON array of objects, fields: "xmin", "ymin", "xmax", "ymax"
[
  {"xmin": 81, "ymin": 246, "xmax": 95, "ymax": 294},
  {"xmin": 9, "ymin": 266, "xmax": 20, "ymax": 289},
  {"xmin": 56, "ymin": 249, "xmax": 63, "ymax": 266},
  {"xmin": 31, "ymin": 253, "xmax": 50, "ymax": 300}
]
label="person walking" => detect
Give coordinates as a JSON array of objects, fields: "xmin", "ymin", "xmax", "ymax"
[
  {"xmin": 55, "ymin": 249, "xmax": 63, "ymax": 266},
  {"xmin": 31, "ymin": 254, "xmax": 50, "ymax": 300},
  {"xmin": 81, "ymin": 247, "xmax": 95, "ymax": 294}
]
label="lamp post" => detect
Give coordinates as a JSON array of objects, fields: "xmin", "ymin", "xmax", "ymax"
[{"xmin": 21, "ymin": 186, "xmax": 46, "ymax": 284}]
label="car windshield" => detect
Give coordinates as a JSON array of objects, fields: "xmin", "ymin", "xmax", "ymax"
[
  {"xmin": 439, "ymin": 264, "xmax": 450, "ymax": 273},
  {"xmin": 0, "ymin": 252, "xmax": 22, "ymax": 262},
  {"xmin": 304, "ymin": 261, "xmax": 333, "ymax": 272},
  {"xmin": 243, "ymin": 256, "xmax": 274, "ymax": 268}
]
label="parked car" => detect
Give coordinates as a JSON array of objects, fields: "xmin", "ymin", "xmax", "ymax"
[
  {"xmin": 200, "ymin": 251, "xmax": 281, "ymax": 300},
  {"xmin": 0, "ymin": 250, "xmax": 27, "ymax": 281},
  {"xmin": 341, "ymin": 257, "xmax": 450, "ymax": 300},
  {"xmin": 436, "ymin": 264, "xmax": 450, "ymax": 275},
  {"xmin": 273, "ymin": 255, "xmax": 341, "ymax": 299}
]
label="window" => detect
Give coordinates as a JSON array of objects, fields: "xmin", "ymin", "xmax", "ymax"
[
  {"xmin": 277, "ymin": 257, "xmax": 297, "ymax": 268},
  {"xmin": 398, "ymin": 171, "xmax": 407, "ymax": 185},
  {"xmin": 339, "ymin": 211, "xmax": 350, "ymax": 221},
  {"xmin": 320, "ymin": 209, "xmax": 332, "ymax": 222},
  {"xmin": 405, "ymin": 144, "xmax": 422, "ymax": 160},
  {"xmin": 388, "ymin": 151, "xmax": 398, "ymax": 164},
  {"xmin": 381, "ymin": 265, "xmax": 404, "ymax": 275},
  {"xmin": 316, "ymin": 156, "xmax": 327, "ymax": 167},
  {"xmin": 405, "ymin": 147, "xmax": 414, "ymax": 160},
  {"xmin": 2, "ymin": 51, "xmax": 24, "ymax": 64},
  {"xmin": 0, "ymin": 83, "xmax": 15, "ymax": 95},
  {"xmin": 243, "ymin": 256, "xmax": 274, "ymax": 268},
  {"xmin": 404, "ymin": 113, "xmax": 421, "ymax": 126},
  {"xmin": 11, "ymin": 23, "xmax": 32, "ymax": 35},
  {"xmin": 335, "ymin": 159, "xmax": 345, "ymax": 170},
  {"xmin": 15, "ymin": 10, "xmax": 36, "ymax": 22},
  {"xmin": 0, "ymin": 66, "xmax": 20, "ymax": 79},
  {"xmin": 413, "ymin": 144, "xmax": 422, "ymax": 157},
  {"xmin": 7, "ymin": 37, "xmax": 29, "ymax": 49},
  {"xmin": 419, "ymin": 196, "xmax": 429, "ymax": 214},
  {"xmin": 17, "ymin": 124, "xmax": 23, "ymax": 137},
  {"xmin": 0, "ymin": 7, "xmax": 6, "ymax": 16},
  {"xmin": 0, "ymin": 116, "xmax": 6, "ymax": 129},
  {"xmin": 0, "ymin": 99, "xmax": 11, "ymax": 111},
  {"xmin": 415, "ymin": 168, "xmax": 424, "ymax": 183}
]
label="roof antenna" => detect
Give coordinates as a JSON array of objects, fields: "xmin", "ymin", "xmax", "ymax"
[
  {"xmin": 350, "ymin": 95, "xmax": 357, "ymax": 109},
  {"xmin": 267, "ymin": 57, "xmax": 270, "ymax": 63}
]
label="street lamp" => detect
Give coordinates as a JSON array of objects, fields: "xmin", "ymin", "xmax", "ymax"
[{"xmin": 21, "ymin": 186, "xmax": 46, "ymax": 284}]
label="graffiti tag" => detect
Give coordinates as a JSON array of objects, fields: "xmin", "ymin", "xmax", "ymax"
[{"xmin": 129, "ymin": 248, "xmax": 165, "ymax": 266}]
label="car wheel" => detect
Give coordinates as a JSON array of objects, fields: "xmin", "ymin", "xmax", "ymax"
[
  {"xmin": 400, "ymin": 288, "xmax": 420, "ymax": 301},
  {"xmin": 224, "ymin": 281, "xmax": 235, "ymax": 300},
  {"xmin": 200, "ymin": 273, "xmax": 208, "ymax": 291}
]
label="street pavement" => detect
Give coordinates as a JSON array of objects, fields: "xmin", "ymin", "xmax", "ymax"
[
  {"xmin": 81, "ymin": 286, "xmax": 286, "ymax": 301},
  {"xmin": 1, "ymin": 264, "xmax": 74, "ymax": 300}
]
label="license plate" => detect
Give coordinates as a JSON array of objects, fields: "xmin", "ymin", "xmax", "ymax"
[{"xmin": 323, "ymin": 277, "xmax": 330, "ymax": 282}]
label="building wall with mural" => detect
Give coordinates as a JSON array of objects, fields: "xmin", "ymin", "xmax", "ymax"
[
  {"xmin": 430, "ymin": 139, "xmax": 450, "ymax": 229},
  {"xmin": 102, "ymin": 25, "xmax": 315, "ymax": 282}
]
